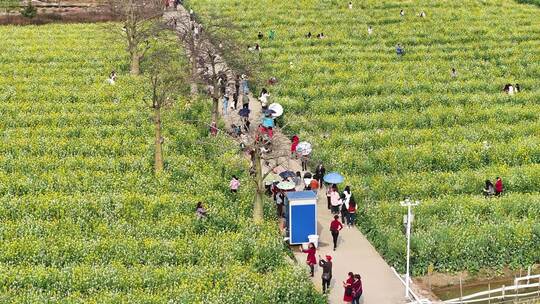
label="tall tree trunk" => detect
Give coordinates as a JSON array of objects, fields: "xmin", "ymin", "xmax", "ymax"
[
  {"xmin": 253, "ymin": 150, "xmax": 264, "ymax": 222},
  {"xmin": 190, "ymin": 59, "xmax": 198, "ymax": 98},
  {"xmin": 154, "ymin": 107, "xmax": 164, "ymax": 174},
  {"xmin": 211, "ymin": 96, "xmax": 219, "ymax": 122},
  {"xmin": 130, "ymin": 52, "xmax": 141, "ymax": 75}
]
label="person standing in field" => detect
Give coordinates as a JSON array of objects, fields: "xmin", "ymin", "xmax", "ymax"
[
  {"xmin": 495, "ymin": 177, "xmax": 504, "ymax": 196},
  {"xmin": 400, "ymin": 9, "xmax": 405, "ymax": 17},
  {"xmin": 367, "ymin": 25, "xmax": 373, "ymax": 35},
  {"xmin": 343, "ymin": 272, "xmax": 354, "ymax": 303},
  {"xmin": 195, "ymin": 202, "xmax": 207, "ymax": 219},
  {"xmin": 209, "ymin": 121, "xmax": 218, "ymax": 136},
  {"xmin": 301, "ymin": 243, "xmax": 317, "ymax": 277},
  {"xmin": 396, "ymin": 44, "xmax": 405, "ymax": 56},
  {"xmin": 330, "ymin": 215, "xmax": 344, "ymax": 250},
  {"xmin": 451, "ymin": 67, "xmax": 457, "ymax": 78},
  {"xmin": 229, "ymin": 176, "xmax": 240, "ymax": 193},
  {"xmin": 483, "ymin": 180, "xmax": 495, "ymax": 197},
  {"xmin": 108, "ymin": 71, "xmax": 117, "ymax": 85},
  {"xmin": 319, "ymin": 255, "xmax": 333, "ymax": 294},
  {"xmin": 348, "ymin": 1, "xmax": 352, "ymax": 9},
  {"xmin": 268, "ymin": 29, "xmax": 276, "ymax": 40}
]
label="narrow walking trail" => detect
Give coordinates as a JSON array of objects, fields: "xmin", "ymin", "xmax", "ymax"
[{"xmin": 166, "ymin": 7, "xmax": 406, "ymax": 304}]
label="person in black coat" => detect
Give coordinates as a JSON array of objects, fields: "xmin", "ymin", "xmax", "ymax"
[{"xmin": 315, "ymin": 163, "xmax": 326, "ymax": 184}]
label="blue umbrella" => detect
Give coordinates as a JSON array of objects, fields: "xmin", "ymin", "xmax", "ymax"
[
  {"xmin": 279, "ymin": 170, "xmax": 296, "ymax": 179},
  {"xmin": 262, "ymin": 117, "xmax": 274, "ymax": 128},
  {"xmin": 323, "ymin": 172, "xmax": 344, "ymax": 184},
  {"xmin": 239, "ymin": 108, "xmax": 250, "ymax": 117}
]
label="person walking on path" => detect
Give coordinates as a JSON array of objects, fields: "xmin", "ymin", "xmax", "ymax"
[
  {"xmin": 319, "ymin": 255, "xmax": 333, "ymax": 294},
  {"xmin": 222, "ymin": 94, "xmax": 229, "ymax": 115},
  {"xmin": 301, "ymin": 243, "xmax": 317, "ymax": 277},
  {"xmin": 291, "ymin": 135, "xmax": 299, "ymax": 158},
  {"xmin": 310, "ymin": 178, "xmax": 319, "ymax": 193},
  {"xmin": 301, "ymin": 153, "xmax": 310, "ymax": 171},
  {"xmin": 229, "ymin": 176, "xmax": 240, "ymax": 193},
  {"xmin": 315, "ymin": 163, "xmax": 326, "ymax": 185},
  {"xmin": 340, "ymin": 193, "xmax": 350, "ymax": 225},
  {"xmin": 330, "ymin": 215, "xmax": 344, "ymax": 251},
  {"xmin": 495, "ymin": 177, "xmax": 504, "ymax": 196},
  {"xmin": 351, "ymin": 274, "xmax": 363, "ymax": 304},
  {"xmin": 330, "ymin": 187, "xmax": 341, "ymax": 214},
  {"xmin": 240, "ymin": 74, "xmax": 249, "ymax": 94},
  {"xmin": 343, "ymin": 272, "xmax": 354, "ymax": 303},
  {"xmin": 276, "ymin": 190, "xmax": 285, "ymax": 218},
  {"xmin": 347, "ymin": 198, "xmax": 357, "ymax": 227},
  {"xmin": 326, "ymin": 185, "xmax": 333, "ymax": 210}
]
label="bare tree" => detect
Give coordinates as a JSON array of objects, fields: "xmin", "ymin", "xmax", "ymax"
[
  {"xmin": 106, "ymin": 0, "xmax": 165, "ymax": 75},
  {"xmin": 143, "ymin": 45, "xmax": 187, "ymax": 175},
  {"xmin": 174, "ymin": 12, "xmax": 259, "ymax": 122},
  {"xmin": 216, "ymin": 125, "xmax": 291, "ymax": 221}
]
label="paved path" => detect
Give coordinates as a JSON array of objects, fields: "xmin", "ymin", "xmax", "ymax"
[{"xmin": 167, "ymin": 6, "xmax": 407, "ymax": 304}]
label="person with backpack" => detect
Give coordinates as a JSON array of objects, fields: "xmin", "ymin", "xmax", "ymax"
[
  {"xmin": 319, "ymin": 255, "xmax": 333, "ymax": 294},
  {"xmin": 343, "ymin": 272, "xmax": 354, "ymax": 303},
  {"xmin": 330, "ymin": 215, "xmax": 343, "ymax": 250},
  {"xmin": 351, "ymin": 274, "xmax": 363, "ymax": 304}
]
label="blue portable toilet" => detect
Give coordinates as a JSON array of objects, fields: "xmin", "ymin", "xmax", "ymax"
[{"xmin": 285, "ymin": 191, "xmax": 317, "ymax": 245}]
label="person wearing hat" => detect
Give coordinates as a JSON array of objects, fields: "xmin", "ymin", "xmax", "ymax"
[{"xmin": 319, "ymin": 255, "xmax": 333, "ymax": 294}]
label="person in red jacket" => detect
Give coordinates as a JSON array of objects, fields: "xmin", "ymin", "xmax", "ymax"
[
  {"xmin": 351, "ymin": 274, "xmax": 363, "ymax": 304},
  {"xmin": 291, "ymin": 135, "xmax": 299, "ymax": 158},
  {"xmin": 301, "ymin": 242, "xmax": 317, "ymax": 277},
  {"xmin": 330, "ymin": 215, "xmax": 343, "ymax": 251},
  {"xmin": 495, "ymin": 176, "xmax": 504, "ymax": 196},
  {"xmin": 343, "ymin": 272, "xmax": 354, "ymax": 303}
]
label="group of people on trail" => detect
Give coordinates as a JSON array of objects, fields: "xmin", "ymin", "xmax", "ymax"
[
  {"xmin": 301, "ymin": 243, "xmax": 362, "ymax": 302},
  {"xmin": 328, "ymin": 185, "xmax": 356, "ymax": 226},
  {"xmin": 483, "ymin": 177, "xmax": 503, "ymax": 197}
]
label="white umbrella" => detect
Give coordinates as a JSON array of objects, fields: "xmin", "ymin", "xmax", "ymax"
[
  {"xmin": 296, "ymin": 141, "xmax": 312, "ymax": 155},
  {"xmin": 268, "ymin": 103, "xmax": 283, "ymax": 117}
]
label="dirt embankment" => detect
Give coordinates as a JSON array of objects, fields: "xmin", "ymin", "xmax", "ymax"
[{"xmin": 0, "ymin": 0, "xmax": 119, "ymax": 25}]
